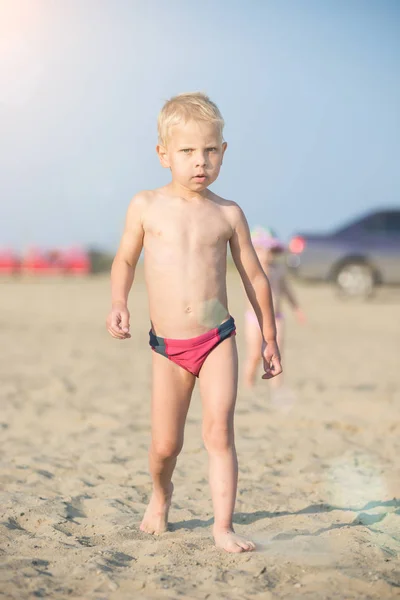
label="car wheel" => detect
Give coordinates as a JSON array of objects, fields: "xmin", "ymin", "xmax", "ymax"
[{"xmin": 335, "ymin": 262, "xmax": 375, "ymax": 299}]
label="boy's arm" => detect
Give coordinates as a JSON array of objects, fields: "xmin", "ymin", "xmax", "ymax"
[
  {"xmin": 229, "ymin": 205, "xmax": 282, "ymax": 378},
  {"xmin": 107, "ymin": 194, "xmax": 145, "ymax": 339}
]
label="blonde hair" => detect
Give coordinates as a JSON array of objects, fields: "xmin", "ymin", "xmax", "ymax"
[{"xmin": 158, "ymin": 92, "xmax": 224, "ymax": 146}]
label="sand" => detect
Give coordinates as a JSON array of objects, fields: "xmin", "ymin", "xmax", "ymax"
[{"xmin": 1, "ymin": 270, "xmax": 400, "ymax": 599}]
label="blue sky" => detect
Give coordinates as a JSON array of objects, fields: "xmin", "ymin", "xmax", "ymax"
[{"xmin": 1, "ymin": 0, "xmax": 399, "ymax": 250}]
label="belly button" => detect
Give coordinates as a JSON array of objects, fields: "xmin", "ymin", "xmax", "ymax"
[{"xmin": 185, "ymin": 306, "xmax": 192, "ymax": 313}]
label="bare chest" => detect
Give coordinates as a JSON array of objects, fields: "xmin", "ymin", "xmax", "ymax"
[{"xmin": 144, "ymin": 205, "xmax": 232, "ymax": 250}]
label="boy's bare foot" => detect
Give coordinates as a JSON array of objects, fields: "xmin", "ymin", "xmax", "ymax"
[
  {"xmin": 140, "ymin": 483, "xmax": 173, "ymax": 534},
  {"xmin": 213, "ymin": 528, "xmax": 256, "ymax": 553}
]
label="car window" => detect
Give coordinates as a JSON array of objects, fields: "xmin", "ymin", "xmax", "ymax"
[
  {"xmin": 361, "ymin": 212, "xmax": 400, "ymax": 234},
  {"xmin": 385, "ymin": 212, "xmax": 400, "ymax": 233},
  {"xmin": 361, "ymin": 213, "xmax": 385, "ymax": 232}
]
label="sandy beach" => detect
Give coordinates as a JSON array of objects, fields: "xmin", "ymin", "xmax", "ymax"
[{"xmin": 1, "ymin": 270, "xmax": 399, "ymax": 599}]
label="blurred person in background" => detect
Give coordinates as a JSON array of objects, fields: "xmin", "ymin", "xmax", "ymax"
[{"xmin": 244, "ymin": 227, "xmax": 305, "ymax": 389}]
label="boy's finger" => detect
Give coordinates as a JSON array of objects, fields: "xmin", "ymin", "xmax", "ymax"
[
  {"xmin": 111, "ymin": 314, "xmax": 122, "ymax": 330},
  {"xmin": 108, "ymin": 327, "xmax": 124, "ymax": 339},
  {"xmin": 273, "ymin": 357, "xmax": 283, "ymax": 375},
  {"xmin": 263, "ymin": 356, "xmax": 273, "ymax": 372},
  {"xmin": 262, "ymin": 357, "xmax": 283, "ymax": 379},
  {"xmin": 262, "ymin": 371, "xmax": 273, "ymax": 379},
  {"xmin": 120, "ymin": 314, "xmax": 130, "ymax": 333},
  {"xmin": 109, "ymin": 326, "xmax": 131, "ymax": 339},
  {"xmin": 108, "ymin": 329, "xmax": 121, "ymax": 339},
  {"xmin": 108, "ymin": 330, "xmax": 122, "ymax": 339}
]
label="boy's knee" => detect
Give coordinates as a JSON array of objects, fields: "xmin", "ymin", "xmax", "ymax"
[
  {"xmin": 152, "ymin": 439, "xmax": 182, "ymax": 461},
  {"xmin": 203, "ymin": 422, "xmax": 233, "ymax": 454}
]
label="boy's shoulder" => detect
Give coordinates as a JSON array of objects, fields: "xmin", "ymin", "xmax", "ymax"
[
  {"xmin": 208, "ymin": 191, "xmax": 244, "ymax": 217},
  {"xmin": 129, "ymin": 186, "xmax": 177, "ymax": 209},
  {"xmin": 126, "ymin": 189, "xmax": 165, "ymax": 221},
  {"xmin": 129, "ymin": 189, "xmax": 158, "ymax": 207},
  {"xmin": 209, "ymin": 193, "xmax": 248, "ymax": 232}
]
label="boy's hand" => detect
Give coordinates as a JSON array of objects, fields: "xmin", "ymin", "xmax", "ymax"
[
  {"xmin": 106, "ymin": 303, "xmax": 131, "ymax": 339},
  {"xmin": 261, "ymin": 340, "xmax": 283, "ymax": 379}
]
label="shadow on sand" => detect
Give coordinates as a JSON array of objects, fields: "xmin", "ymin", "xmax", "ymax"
[{"xmin": 169, "ymin": 498, "xmax": 400, "ymax": 541}]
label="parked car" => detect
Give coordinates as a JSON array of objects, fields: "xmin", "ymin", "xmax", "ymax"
[{"xmin": 287, "ymin": 209, "xmax": 400, "ymax": 298}]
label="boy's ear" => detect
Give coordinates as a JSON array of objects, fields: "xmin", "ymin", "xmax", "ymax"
[
  {"xmin": 156, "ymin": 144, "xmax": 170, "ymax": 168},
  {"xmin": 221, "ymin": 141, "xmax": 228, "ymax": 163}
]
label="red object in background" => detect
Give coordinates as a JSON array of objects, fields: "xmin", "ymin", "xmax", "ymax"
[
  {"xmin": 289, "ymin": 236, "xmax": 306, "ymax": 254},
  {"xmin": 1, "ymin": 247, "xmax": 91, "ymax": 276},
  {"xmin": 0, "ymin": 249, "xmax": 21, "ymax": 274},
  {"xmin": 62, "ymin": 247, "xmax": 91, "ymax": 275},
  {"xmin": 21, "ymin": 247, "xmax": 64, "ymax": 274}
]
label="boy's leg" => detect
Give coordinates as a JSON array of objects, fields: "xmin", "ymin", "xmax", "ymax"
[
  {"xmin": 140, "ymin": 352, "xmax": 195, "ymax": 534},
  {"xmin": 244, "ymin": 317, "xmax": 263, "ymax": 388},
  {"xmin": 199, "ymin": 336, "xmax": 255, "ymax": 553}
]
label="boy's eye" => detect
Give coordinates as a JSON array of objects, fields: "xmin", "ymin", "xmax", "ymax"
[
  {"xmin": 207, "ymin": 147, "xmax": 217, "ymax": 152},
  {"xmin": 181, "ymin": 148, "xmax": 192, "ymax": 154}
]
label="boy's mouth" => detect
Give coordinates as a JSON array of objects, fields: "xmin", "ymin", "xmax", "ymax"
[{"xmin": 193, "ymin": 174, "xmax": 207, "ymax": 182}]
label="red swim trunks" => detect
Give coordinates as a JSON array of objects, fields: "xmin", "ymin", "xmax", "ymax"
[{"xmin": 149, "ymin": 316, "xmax": 236, "ymax": 377}]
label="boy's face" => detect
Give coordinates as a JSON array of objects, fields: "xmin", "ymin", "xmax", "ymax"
[{"xmin": 157, "ymin": 120, "xmax": 227, "ymax": 192}]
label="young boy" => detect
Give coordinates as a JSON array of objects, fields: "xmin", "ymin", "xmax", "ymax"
[
  {"xmin": 244, "ymin": 227, "xmax": 305, "ymax": 389},
  {"xmin": 106, "ymin": 93, "xmax": 282, "ymax": 553}
]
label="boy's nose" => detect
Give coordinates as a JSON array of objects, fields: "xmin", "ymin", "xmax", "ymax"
[{"xmin": 195, "ymin": 151, "xmax": 207, "ymax": 167}]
